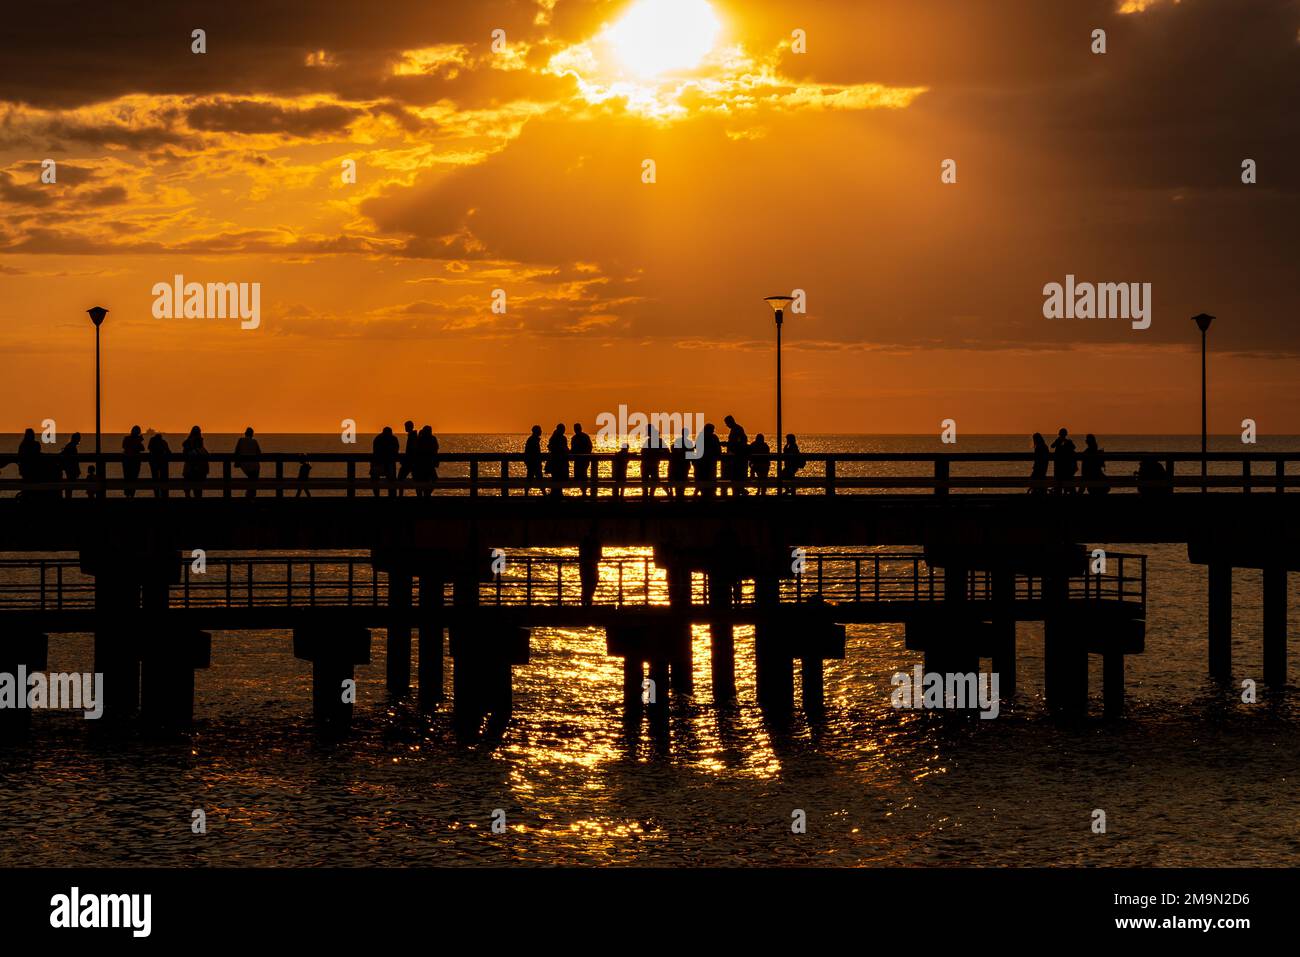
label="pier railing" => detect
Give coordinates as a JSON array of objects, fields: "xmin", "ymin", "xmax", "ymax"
[
  {"xmin": 2, "ymin": 450, "xmax": 1298, "ymax": 498},
  {"xmin": 0, "ymin": 550, "xmax": 1146, "ymax": 614}
]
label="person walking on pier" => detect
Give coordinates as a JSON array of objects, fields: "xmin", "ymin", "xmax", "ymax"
[
  {"xmin": 1081, "ymin": 433, "xmax": 1109, "ymax": 495},
  {"xmin": 611, "ymin": 443, "xmax": 630, "ymax": 499},
  {"xmin": 122, "ymin": 425, "xmax": 145, "ymax": 498},
  {"xmin": 147, "ymin": 431, "xmax": 170, "ymax": 498},
  {"xmin": 17, "ymin": 428, "xmax": 40, "ymax": 485},
  {"xmin": 371, "ymin": 426, "xmax": 400, "ymax": 496},
  {"xmin": 412, "ymin": 425, "xmax": 439, "ymax": 496},
  {"xmin": 546, "ymin": 423, "xmax": 569, "ymax": 498},
  {"xmin": 642, "ymin": 424, "xmax": 667, "ymax": 498},
  {"xmin": 750, "ymin": 433, "xmax": 771, "ymax": 496},
  {"xmin": 233, "ymin": 427, "xmax": 261, "ymax": 497},
  {"xmin": 695, "ymin": 423, "xmax": 721, "ymax": 497},
  {"xmin": 59, "ymin": 432, "xmax": 82, "ymax": 499},
  {"xmin": 669, "ymin": 427, "xmax": 692, "ymax": 498},
  {"xmin": 524, "ymin": 425, "xmax": 543, "ymax": 493},
  {"xmin": 724, "ymin": 414, "xmax": 749, "ymax": 496},
  {"xmin": 571, "ymin": 423, "xmax": 594, "ymax": 497},
  {"xmin": 294, "ymin": 455, "xmax": 312, "ymax": 497},
  {"xmin": 182, "ymin": 426, "xmax": 210, "ymax": 497},
  {"xmin": 1029, "ymin": 432, "xmax": 1050, "ymax": 495},
  {"xmin": 1050, "ymin": 427, "xmax": 1077, "ymax": 495},
  {"xmin": 779, "ymin": 433, "xmax": 805, "ymax": 494},
  {"xmin": 397, "ymin": 420, "xmax": 417, "ymax": 494}
]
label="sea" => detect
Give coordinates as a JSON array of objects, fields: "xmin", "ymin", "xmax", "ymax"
[{"xmin": 1, "ymin": 434, "xmax": 1297, "ymax": 867}]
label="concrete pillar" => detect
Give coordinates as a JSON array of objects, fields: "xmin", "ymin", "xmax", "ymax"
[
  {"xmin": 450, "ymin": 624, "xmax": 527, "ymax": 742},
  {"xmin": 667, "ymin": 566, "xmax": 694, "ymax": 694},
  {"xmin": 708, "ymin": 571, "xmax": 736, "ymax": 703},
  {"xmin": 754, "ymin": 575, "xmax": 792, "ymax": 713},
  {"xmin": 141, "ymin": 630, "xmax": 211, "ymax": 729},
  {"xmin": 293, "ymin": 627, "xmax": 371, "ymax": 735},
  {"xmin": 1207, "ymin": 563, "xmax": 1232, "ymax": 681},
  {"xmin": 1263, "ymin": 565, "xmax": 1287, "ymax": 686},
  {"xmin": 93, "ymin": 573, "xmax": 141, "ymax": 720},
  {"xmin": 1043, "ymin": 575, "xmax": 1087, "ymax": 716},
  {"xmin": 418, "ymin": 575, "xmax": 445, "ymax": 707},
  {"xmin": 0, "ymin": 632, "xmax": 48, "ymax": 740},
  {"xmin": 386, "ymin": 570, "xmax": 412, "ymax": 697},
  {"xmin": 991, "ymin": 570, "xmax": 1017, "ymax": 698},
  {"xmin": 623, "ymin": 656, "xmax": 643, "ymax": 722},
  {"xmin": 648, "ymin": 658, "xmax": 670, "ymax": 730}
]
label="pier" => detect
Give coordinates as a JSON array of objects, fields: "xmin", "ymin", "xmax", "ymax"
[{"xmin": 0, "ymin": 449, "xmax": 1296, "ymax": 739}]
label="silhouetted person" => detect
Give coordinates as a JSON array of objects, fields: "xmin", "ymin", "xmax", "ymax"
[
  {"xmin": 17, "ymin": 429, "xmax": 40, "ymax": 484},
  {"xmin": 612, "ymin": 443, "xmax": 630, "ymax": 499},
  {"xmin": 1136, "ymin": 456, "xmax": 1173, "ymax": 496},
  {"xmin": 147, "ymin": 431, "xmax": 171, "ymax": 498},
  {"xmin": 1081, "ymin": 433, "xmax": 1109, "ymax": 495},
  {"xmin": 724, "ymin": 415, "xmax": 749, "ymax": 496},
  {"xmin": 642, "ymin": 425, "xmax": 667, "ymax": 498},
  {"xmin": 749, "ymin": 433, "xmax": 771, "ymax": 496},
  {"xmin": 524, "ymin": 425, "xmax": 543, "ymax": 493},
  {"xmin": 233, "ymin": 427, "xmax": 261, "ymax": 497},
  {"xmin": 60, "ymin": 432, "xmax": 82, "ymax": 498},
  {"xmin": 1050, "ymin": 428, "xmax": 1077, "ymax": 495},
  {"xmin": 669, "ymin": 428, "xmax": 693, "ymax": 498},
  {"xmin": 182, "ymin": 426, "xmax": 209, "ymax": 497},
  {"xmin": 695, "ymin": 423, "xmax": 721, "ymax": 497},
  {"xmin": 295, "ymin": 455, "xmax": 312, "ymax": 497},
  {"xmin": 85, "ymin": 465, "xmax": 99, "ymax": 497},
  {"xmin": 413, "ymin": 425, "xmax": 439, "ymax": 497},
  {"xmin": 121, "ymin": 425, "xmax": 145, "ymax": 497},
  {"xmin": 546, "ymin": 423, "xmax": 569, "ymax": 498},
  {"xmin": 1029, "ymin": 432, "xmax": 1050, "ymax": 495},
  {"xmin": 371, "ymin": 426, "xmax": 400, "ymax": 496},
  {"xmin": 571, "ymin": 423, "xmax": 594, "ymax": 497},
  {"xmin": 397, "ymin": 420, "xmax": 417, "ymax": 494},
  {"xmin": 779, "ymin": 433, "xmax": 805, "ymax": 494}
]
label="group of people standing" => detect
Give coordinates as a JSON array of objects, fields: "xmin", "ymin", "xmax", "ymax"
[
  {"xmin": 524, "ymin": 416, "xmax": 807, "ymax": 498},
  {"xmin": 1029, "ymin": 429, "xmax": 1171, "ymax": 495},
  {"xmin": 370, "ymin": 420, "xmax": 440, "ymax": 496}
]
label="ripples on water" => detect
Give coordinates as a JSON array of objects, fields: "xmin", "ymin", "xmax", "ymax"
[{"xmin": 2, "ymin": 436, "xmax": 1299, "ymax": 866}]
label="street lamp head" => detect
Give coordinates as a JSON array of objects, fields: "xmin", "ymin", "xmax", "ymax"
[
  {"xmin": 1192, "ymin": 312, "xmax": 1214, "ymax": 333},
  {"xmin": 87, "ymin": 306, "xmax": 108, "ymax": 327},
  {"xmin": 764, "ymin": 295, "xmax": 794, "ymax": 325}
]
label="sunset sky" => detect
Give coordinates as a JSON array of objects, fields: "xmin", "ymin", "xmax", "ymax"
[{"xmin": 1, "ymin": 0, "xmax": 1297, "ymax": 435}]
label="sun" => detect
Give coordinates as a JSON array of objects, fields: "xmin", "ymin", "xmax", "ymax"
[{"xmin": 605, "ymin": 0, "xmax": 722, "ymax": 78}]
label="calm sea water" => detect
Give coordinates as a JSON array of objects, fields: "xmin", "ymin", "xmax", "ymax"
[{"xmin": 2, "ymin": 434, "xmax": 1298, "ymax": 867}]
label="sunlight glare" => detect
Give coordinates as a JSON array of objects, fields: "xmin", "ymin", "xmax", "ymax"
[{"xmin": 605, "ymin": 0, "xmax": 722, "ymax": 78}]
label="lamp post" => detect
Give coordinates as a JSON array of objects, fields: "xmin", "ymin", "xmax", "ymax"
[
  {"xmin": 764, "ymin": 295, "xmax": 794, "ymax": 485},
  {"xmin": 87, "ymin": 306, "xmax": 108, "ymax": 493},
  {"xmin": 1192, "ymin": 313, "xmax": 1214, "ymax": 493}
]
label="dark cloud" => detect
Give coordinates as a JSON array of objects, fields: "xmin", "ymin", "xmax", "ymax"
[{"xmin": 184, "ymin": 99, "xmax": 362, "ymax": 135}]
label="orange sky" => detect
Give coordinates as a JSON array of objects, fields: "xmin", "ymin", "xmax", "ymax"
[{"xmin": 2, "ymin": 0, "xmax": 1298, "ymax": 436}]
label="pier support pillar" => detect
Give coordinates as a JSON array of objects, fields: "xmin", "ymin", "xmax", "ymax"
[
  {"xmin": 1263, "ymin": 565, "xmax": 1287, "ymax": 686},
  {"xmin": 141, "ymin": 630, "xmax": 211, "ymax": 729},
  {"xmin": 754, "ymin": 576, "xmax": 793, "ymax": 713},
  {"xmin": 293, "ymin": 627, "xmax": 371, "ymax": 735},
  {"xmin": 0, "ymin": 632, "xmax": 48, "ymax": 740},
  {"xmin": 647, "ymin": 657, "xmax": 670, "ymax": 731},
  {"xmin": 1207, "ymin": 563, "xmax": 1232, "ymax": 681},
  {"xmin": 450, "ymin": 624, "xmax": 528, "ymax": 742},
  {"xmin": 708, "ymin": 571, "xmax": 736, "ymax": 703},
  {"xmin": 1044, "ymin": 575, "xmax": 1087, "ymax": 717},
  {"xmin": 418, "ymin": 575, "xmax": 445, "ymax": 707},
  {"xmin": 386, "ymin": 571, "xmax": 412, "ymax": 697},
  {"xmin": 801, "ymin": 655, "xmax": 825, "ymax": 713},
  {"xmin": 667, "ymin": 566, "xmax": 694, "ymax": 694},
  {"xmin": 991, "ymin": 570, "xmax": 1017, "ymax": 699},
  {"xmin": 622, "ymin": 657, "xmax": 643, "ymax": 718},
  {"xmin": 93, "ymin": 573, "xmax": 141, "ymax": 720}
]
